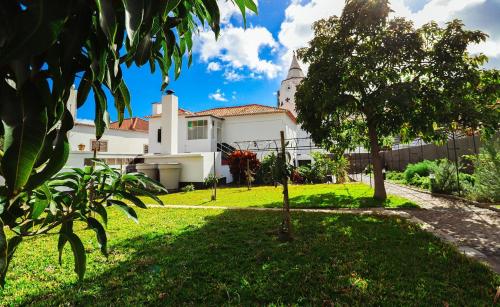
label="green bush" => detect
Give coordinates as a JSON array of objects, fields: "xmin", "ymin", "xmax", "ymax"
[
  {"xmin": 332, "ymin": 155, "xmax": 350, "ymax": 183},
  {"xmin": 297, "ymin": 164, "xmax": 321, "ymax": 183},
  {"xmin": 181, "ymin": 184, "xmax": 196, "ymax": 193},
  {"xmin": 430, "ymin": 159, "xmax": 459, "ymax": 194},
  {"xmin": 311, "ymin": 152, "xmax": 336, "ymax": 182},
  {"xmin": 404, "ymin": 160, "xmax": 436, "ymax": 182},
  {"xmin": 409, "ymin": 173, "xmax": 431, "ymax": 190},
  {"xmin": 466, "ymin": 137, "xmax": 500, "ymax": 203},
  {"xmin": 386, "ymin": 171, "xmax": 404, "ymax": 181},
  {"xmin": 256, "ymin": 153, "xmax": 280, "ymax": 185}
]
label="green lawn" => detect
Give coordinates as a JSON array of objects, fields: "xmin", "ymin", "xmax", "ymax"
[
  {"xmin": 2, "ymin": 208, "xmax": 498, "ymax": 306},
  {"xmin": 145, "ymin": 183, "xmax": 418, "ymax": 209}
]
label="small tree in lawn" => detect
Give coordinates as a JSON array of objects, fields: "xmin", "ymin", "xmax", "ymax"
[
  {"xmin": 295, "ymin": 0, "xmax": 499, "ymax": 200},
  {"xmin": 227, "ymin": 150, "xmax": 260, "ymax": 186}
]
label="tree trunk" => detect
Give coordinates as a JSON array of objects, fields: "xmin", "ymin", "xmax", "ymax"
[{"xmin": 367, "ymin": 123, "xmax": 387, "ymax": 200}]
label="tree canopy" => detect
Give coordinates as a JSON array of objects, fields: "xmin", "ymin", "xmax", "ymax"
[
  {"xmin": 296, "ymin": 0, "xmax": 499, "ymax": 199},
  {"xmin": 0, "ymin": 0, "xmax": 256, "ymax": 285}
]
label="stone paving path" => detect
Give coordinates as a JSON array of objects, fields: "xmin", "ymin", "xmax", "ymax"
[{"xmin": 358, "ymin": 176, "xmax": 500, "ymax": 273}]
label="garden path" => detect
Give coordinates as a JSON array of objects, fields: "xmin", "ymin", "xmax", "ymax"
[{"xmin": 358, "ymin": 176, "xmax": 500, "ymax": 273}]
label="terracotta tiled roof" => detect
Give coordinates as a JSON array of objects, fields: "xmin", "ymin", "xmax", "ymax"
[
  {"xmin": 109, "ymin": 117, "xmax": 149, "ymax": 132},
  {"xmin": 146, "ymin": 104, "xmax": 296, "ymax": 122},
  {"xmin": 194, "ymin": 104, "xmax": 296, "ymax": 122}
]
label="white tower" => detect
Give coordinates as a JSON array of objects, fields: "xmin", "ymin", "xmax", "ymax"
[{"xmin": 277, "ymin": 52, "xmax": 305, "ymax": 116}]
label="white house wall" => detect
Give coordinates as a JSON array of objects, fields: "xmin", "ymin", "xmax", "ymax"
[
  {"xmin": 69, "ymin": 124, "xmax": 148, "ymax": 154},
  {"xmin": 148, "ymin": 118, "xmax": 162, "ymax": 154},
  {"xmin": 144, "ymin": 152, "xmax": 221, "ymax": 183}
]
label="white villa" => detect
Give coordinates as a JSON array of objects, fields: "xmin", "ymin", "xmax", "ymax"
[
  {"xmin": 65, "ymin": 88, "xmax": 149, "ymax": 169},
  {"xmin": 142, "ymin": 53, "xmax": 316, "ymax": 186}
]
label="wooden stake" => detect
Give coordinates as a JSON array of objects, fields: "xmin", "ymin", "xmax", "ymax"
[{"xmin": 280, "ymin": 130, "xmax": 292, "ymax": 240}]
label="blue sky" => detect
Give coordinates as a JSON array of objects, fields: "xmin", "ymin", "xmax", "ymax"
[{"xmin": 76, "ymin": 0, "xmax": 500, "ymax": 122}]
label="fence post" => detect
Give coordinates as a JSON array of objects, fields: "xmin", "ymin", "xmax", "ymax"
[
  {"xmin": 280, "ymin": 130, "xmax": 292, "ymax": 241},
  {"xmin": 213, "ymin": 151, "xmax": 217, "ymax": 201},
  {"xmin": 452, "ymin": 131, "xmax": 461, "ymax": 196}
]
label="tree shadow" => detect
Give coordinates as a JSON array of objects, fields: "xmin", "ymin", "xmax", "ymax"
[
  {"xmin": 260, "ymin": 192, "xmax": 418, "ymax": 209},
  {"xmin": 15, "ymin": 210, "xmax": 497, "ymax": 306}
]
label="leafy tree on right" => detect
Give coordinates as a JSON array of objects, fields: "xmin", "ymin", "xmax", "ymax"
[{"xmin": 295, "ymin": 0, "xmax": 499, "ymax": 200}]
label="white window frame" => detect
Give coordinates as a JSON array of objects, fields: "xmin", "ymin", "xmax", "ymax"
[{"xmin": 187, "ymin": 119, "xmax": 208, "ymax": 140}]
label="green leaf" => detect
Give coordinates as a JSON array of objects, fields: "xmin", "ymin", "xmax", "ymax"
[
  {"xmin": 92, "ymin": 85, "xmax": 108, "ymax": 140},
  {"xmin": 87, "ymin": 217, "xmax": 108, "ymax": 256},
  {"xmin": 31, "ymin": 183, "xmax": 52, "ymax": 219},
  {"xmin": 118, "ymin": 80, "xmax": 132, "ymax": 118},
  {"xmin": 0, "ymin": 0, "xmax": 69, "ymax": 64},
  {"xmin": 2, "ymin": 82, "xmax": 48, "ymax": 195},
  {"xmin": 27, "ymin": 109, "xmax": 73, "ymax": 190},
  {"xmin": 58, "ymin": 221, "xmax": 73, "ymax": 265},
  {"xmin": 128, "ymin": 187, "xmax": 164, "ymax": 206},
  {"xmin": 95, "ymin": 0, "xmax": 117, "ymax": 44},
  {"xmin": 61, "ymin": 232, "xmax": 86, "ymax": 281},
  {"xmin": 122, "ymin": 0, "xmax": 144, "ymax": 44},
  {"xmin": 108, "ymin": 199, "xmax": 138, "ymax": 223},
  {"xmin": 77, "ymin": 71, "xmax": 92, "ymax": 108},
  {"xmin": 135, "ymin": 34, "xmax": 152, "ymax": 66},
  {"xmin": 116, "ymin": 191, "xmax": 147, "ymax": 209},
  {"xmin": 93, "ymin": 203, "xmax": 108, "ymax": 227}
]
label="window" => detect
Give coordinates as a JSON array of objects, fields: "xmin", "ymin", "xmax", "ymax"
[
  {"xmin": 157, "ymin": 128, "xmax": 161, "ymax": 143},
  {"xmin": 143, "ymin": 144, "xmax": 149, "ymax": 154},
  {"xmin": 187, "ymin": 120, "xmax": 208, "ymax": 140},
  {"xmin": 91, "ymin": 140, "xmax": 108, "ymax": 152},
  {"xmin": 216, "ymin": 121, "xmax": 222, "ymax": 143}
]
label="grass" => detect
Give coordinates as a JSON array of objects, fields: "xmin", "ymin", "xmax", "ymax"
[
  {"xmin": 144, "ymin": 183, "xmax": 418, "ymax": 209},
  {"xmin": 2, "ymin": 208, "xmax": 498, "ymax": 306}
]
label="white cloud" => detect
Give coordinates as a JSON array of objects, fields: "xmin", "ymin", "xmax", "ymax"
[
  {"xmin": 207, "ymin": 62, "xmax": 222, "ymax": 72},
  {"xmin": 277, "ymin": 0, "xmax": 499, "ymax": 72},
  {"xmin": 223, "ymin": 70, "xmax": 244, "ymax": 81},
  {"xmin": 209, "ymin": 89, "xmax": 228, "ymax": 102},
  {"xmin": 217, "ymin": 0, "xmax": 259, "ymax": 25},
  {"xmin": 196, "ymin": 24, "xmax": 281, "ymax": 79}
]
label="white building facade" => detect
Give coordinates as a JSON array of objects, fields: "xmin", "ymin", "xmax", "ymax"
[
  {"xmin": 66, "ymin": 89, "xmax": 149, "ymax": 169},
  {"xmin": 144, "ymin": 54, "xmax": 317, "ymax": 184}
]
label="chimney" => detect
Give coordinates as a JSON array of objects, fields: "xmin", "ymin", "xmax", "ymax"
[
  {"xmin": 160, "ymin": 92, "xmax": 178, "ymax": 155},
  {"xmin": 67, "ymin": 85, "xmax": 77, "ymax": 119},
  {"xmin": 152, "ymin": 103, "xmax": 162, "ymax": 115}
]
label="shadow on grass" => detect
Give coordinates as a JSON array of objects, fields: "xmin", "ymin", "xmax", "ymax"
[
  {"xmin": 16, "ymin": 210, "xmax": 497, "ymax": 306},
  {"xmin": 261, "ymin": 192, "xmax": 418, "ymax": 209}
]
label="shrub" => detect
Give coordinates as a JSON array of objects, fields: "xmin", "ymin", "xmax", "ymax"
[
  {"xmin": 181, "ymin": 184, "xmax": 195, "ymax": 193},
  {"xmin": 430, "ymin": 159, "xmax": 459, "ymax": 194},
  {"xmin": 311, "ymin": 152, "xmax": 336, "ymax": 182},
  {"xmin": 466, "ymin": 137, "xmax": 500, "ymax": 202},
  {"xmin": 386, "ymin": 171, "xmax": 404, "ymax": 181},
  {"xmin": 204, "ymin": 174, "xmax": 220, "ymax": 187},
  {"xmin": 409, "ymin": 173, "xmax": 431, "ymax": 190},
  {"xmin": 297, "ymin": 164, "xmax": 321, "ymax": 183},
  {"xmin": 291, "ymin": 169, "xmax": 305, "ymax": 184},
  {"xmin": 332, "ymin": 156, "xmax": 350, "ymax": 183},
  {"xmin": 256, "ymin": 153, "xmax": 280, "ymax": 185},
  {"xmin": 404, "ymin": 160, "xmax": 436, "ymax": 182},
  {"xmin": 227, "ymin": 150, "xmax": 261, "ymax": 185}
]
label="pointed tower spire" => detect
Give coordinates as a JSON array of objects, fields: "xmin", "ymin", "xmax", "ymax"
[{"xmin": 286, "ymin": 51, "xmax": 305, "ymax": 80}]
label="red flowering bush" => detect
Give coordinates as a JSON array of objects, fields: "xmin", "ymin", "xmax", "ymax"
[
  {"xmin": 227, "ymin": 150, "xmax": 261, "ymax": 184},
  {"xmin": 291, "ymin": 169, "xmax": 305, "ymax": 184}
]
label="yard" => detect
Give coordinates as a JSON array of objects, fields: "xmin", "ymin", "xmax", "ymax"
[
  {"xmin": 145, "ymin": 183, "xmax": 418, "ymax": 209},
  {"xmin": 2, "ymin": 207, "xmax": 499, "ymax": 306}
]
